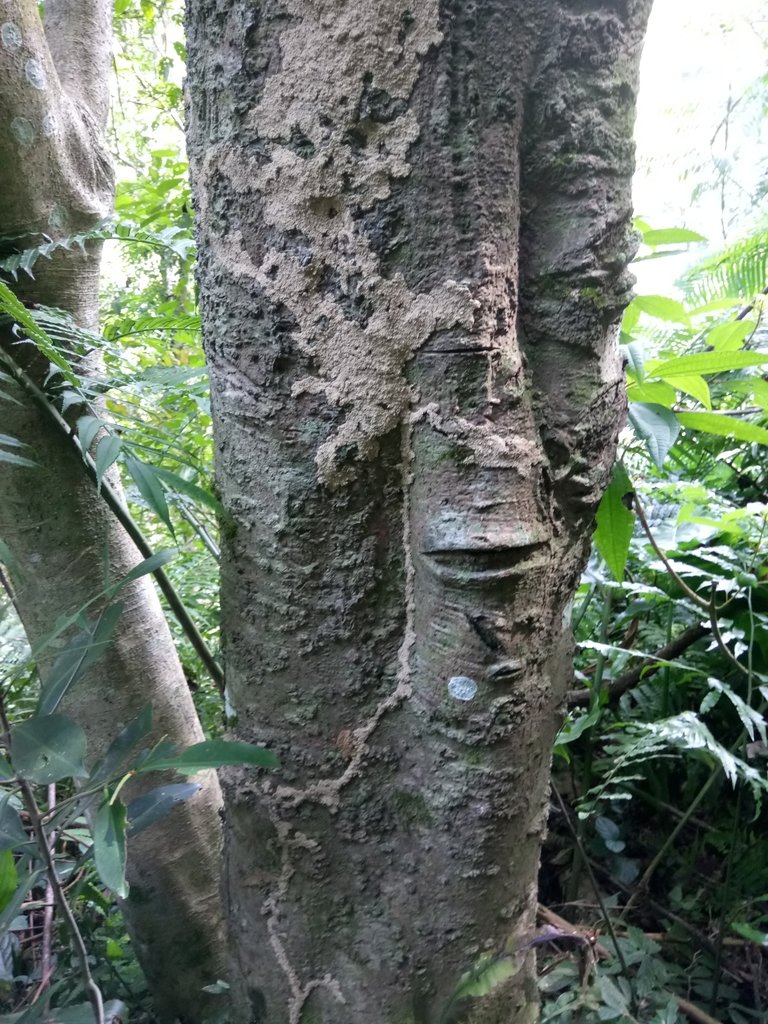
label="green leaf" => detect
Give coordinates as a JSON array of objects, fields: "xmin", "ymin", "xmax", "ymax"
[
  {"xmin": 669, "ymin": 374, "xmax": 711, "ymax": 410},
  {"xmin": 38, "ymin": 602, "xmax": 125, "ymax": 715},
  {"xmin": 0, "ymin": 868, "xmax": 44, "ymax": 935},
  {"xmin": 11, "ymin": 715, "xmax": 87, "ymax": 784},
  {"xmin": 151, "ymin": 467, "xmax": 225, "ymax": 517},
  {"xmin": 652, "ymin": 350, "xmax": 768, "ymax": 377},
  {"xmin": 0, "ymin": 281, "xmax": 79, "ymax": 385},
  {"xmin": 622, "ymin": 341, "xmax": 645, "ymax": 382},
  {"xmin": 126, "ymin": 782, "xmax": 201, "ymax": 835},
  {"xmin": 442, "ymin": 953, "xmax": 519, "ymax": 1020},
  {"xmin": 112, "ymin": 550, "xmax": 175, "ymax": 593},
  {"xmin": 633, "ymin": 294, "xmax": 690, "ymax": 325},
  {"xmin": 136, "ymin": 738, "xmax": 278, "ymax": 775},
  {"xmin": 676, "ymin": 412, "xmax": 768, "ymax": 446},
  {"xmin": 89, "ymin": 704, "xmax": 153, "ymax": 786},
  {"xmin": 626, "ymin": 380, "xmax": 676, "ymax": 407},
  {"xmin": 0, "ymin": 850, "xmax": 18, "ymax": 912},
  {"xmin": 93, "ymin": 798, "xmax": 128, "ymax": 897},
  {"xmin": 0, "ymin": 794, "xmax": 28, "ymax": 851},
  {"xmin": 706, "ymin": 321, "xmax": 752, "ymax": 351},
  {"xmin": 94, "ymin": 434, "xmax": 122, "ymax": 489},
  {"xmin": 628, "ymin": 403, "xmax": 680, "ymax": 469},
  {"xmin": 594, "ymin": 464, "xmax": 635, "ymax": 582},
  {"xmin": 731, "ymin": 921, "xmax": 768, "ymax": 945},
  {"xmin": 125, "ymin": 457, "xmax": 175, "ymax": 537},
  {"xmin": 76, "ymin": 415, "xmax": 105, "ymax": 454},
  {"xmin": 641, "ymin": 227, "xmax": 707, "ymax": 245},
  {"xmin": 0, "ymin": 449, "xmax": 37, "ymax": 468}
]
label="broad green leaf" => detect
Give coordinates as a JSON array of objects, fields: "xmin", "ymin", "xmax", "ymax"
[
  {"xmin": 633, "ymin": 295, "xmax": 690, "ymax": 325},
  {"xmin": 94, "ymin": 434, "xmax": 122, "ymax": 489},
  {"xmin": 38, "ymin": 602, "xmax": 125, "ymax": 715},
  {"xmin": 706, "ymin": 321, "xmax": 752, "ymax": 351},
  {"xmin": 76, "ymin": 415, "xmax": 105, "ymax": 454},
  {"xmin": 670, "ymin": 374, "xmax": 711, "ymax": 410},
  {"xmin": 11, "ymin": 715, "xmax": 87, "ymax": 784},
  {"xmin": 126, "ymin": 782, "xmax": 201, "ymax": 835},
  {"xmin": 89, "ymin": 704, "xmax": 153, "ymax": 786},
  {"xmin": 652, "ymin": 351, "xmax": 768, "ymax": 378},
  {"xmin": 641, "ymin": 227, "xmax": 706, "ymax": 245},
  {"xmin": 598, "ymin": 976, "xmax": 629, "ymax": 1014},
  {"xmin": 621, "ymin": 301, "xmax": 641, "ymax": 336},
  {"xmin": 622, "ymin": 341, "xmax": 645, "ymax": 382},
  {"xmin": 731, "ymin": 921, "xmax": 768, "ymax": 945},
  {"xmin": 151, "ymin": 467, "xmax": 225, "ymax": 517},
  {"xmin": 136, "ymin": 737, "xmax": 278, "ymax": 775},
  {"xmin": 555, "ymin": 706, "xmax": 602, "ymax": 747},
  {"xmin": 628, "ymin": 403, "xmax": 680, "ymax": 469},
  {"xmin": 751, "ymin": 378, "xmax": 768, "ymax": 408},
  {"xmin": 93, "ymin": 798, "xmax": 128, "ymax": 897},
  {"xmin": 676, "ymin": 412, "xmax": 768, "ymax": 447},
  {"xmin": 0, "ymin": 794, "xmax": 28, "ymax": 851},
  {"xmin": 594, "ymin": 463, "xmax": 634, "ymax": 582},
  {"xmin": 0, "ymin": 850, "xmax": 18, "ymax": 912},
  {"xmin": 125, "ymin": 457, "xmax": 175, "ymax": 537},
  {"xmin": 626, "ymin": 380, "xmax": 676, "ymax": 407}
]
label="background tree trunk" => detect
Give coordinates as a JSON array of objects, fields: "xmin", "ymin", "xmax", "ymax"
[
  {"xmin": 0, "ymin": 3, "xmax": 226, "ymax": 1018},
  {"xmin": 186, "ymin": 1, "xmax": 652, "ymax": 1021}
]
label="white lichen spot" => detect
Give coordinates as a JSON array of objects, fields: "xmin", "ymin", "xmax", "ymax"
[
  {"xmin": 48, "ymin": 204, "xmax": 68, "ymax": 230},
  {"xmin": 24, "ymin": 58, "xmax": 46, "ymax": 90},
  {"xmin": 41, "ymin": 111, "xmax": 58, "ymax": 138},
  {"xmin": 0, "ymin": 22, "xmax": 21, "ymax": 49},
  {"xmin": 10, "ymin": 116, "xmax": 35, "ymax": 147},
  {"xmin": 448, "ymin": 676, "xmax": 478, "ymax": 702}
]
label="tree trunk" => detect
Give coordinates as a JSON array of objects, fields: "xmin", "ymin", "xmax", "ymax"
[
  {"xmin": 0, "ymin": 3, "xmax": 226, "ymax": 1018},
  {"xmin": 186, "ymin": 1, "xmax": 651, "ymax": 1021}
]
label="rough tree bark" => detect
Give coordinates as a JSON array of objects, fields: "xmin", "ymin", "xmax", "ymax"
[
  {"xmin": 0, "ymin": 3, "xmax": 226, "ymax": 1018},
  {"xmin": 186, "ymin": 1, "xmax": 652, "ymax": 1021}
]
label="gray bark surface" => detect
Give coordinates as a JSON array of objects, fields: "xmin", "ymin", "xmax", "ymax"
[
  {"xmin": 0, "ymin": 3, "xmax": 226, "ymax": 1018},
  {"xmin": 186, "ymin": 1, "xmax": 652, "ymax": 1021}
]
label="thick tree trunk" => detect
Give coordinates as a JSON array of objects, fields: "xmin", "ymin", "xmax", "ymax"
[
  {"xmin": 186, "ymin": 1, "xmax": 651, "ymax": 1021},
  {"xmin": 0, "ymin": 3, "xmax": 226, "ymax": 1019}
]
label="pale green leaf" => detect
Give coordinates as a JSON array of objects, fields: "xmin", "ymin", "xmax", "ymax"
[
  {"xmin": 0, "ymin": 850, "xmax": 18, "ymax": 913},
  {"xmin": 706, "ymin": 321, "xmax": 752, "ymax": 351},
  {"xmin": 670, "ymin": 374, "xmax": 711, "ymax": 410},
  {"xmin": 633, "ymin": 295, "xmax": 690, "ymax": 324},
  {"xmin": 626, "ymin": 380, "xmax": 677, "ymax": 407},
  {"xmin": 652, "ymin": 350, "xmax": 768, "ymax": 377},
  {"xmin": 628, "ymin": 403, "xmax": 680, "ymax": 469},
  {"xmin": 622, "ymin": 341, "xmax": 645, "ymax": 382},
  {"xmin": 641, "ymin": 227, "xmax": 707, "ymax": 245},
  {"xmin": 95, "ymin": 434, "xmax": 122, "ymax": 489}
]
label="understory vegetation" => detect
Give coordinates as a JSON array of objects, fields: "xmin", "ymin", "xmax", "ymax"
[{"xmin": 1, "ymin": 3, "xmax": 767, "ymax": 1023}]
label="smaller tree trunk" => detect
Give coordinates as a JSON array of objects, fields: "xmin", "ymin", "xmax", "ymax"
[{"xmin": 0, "ymin": 2, "xmax": 227, "ymax": 1018}]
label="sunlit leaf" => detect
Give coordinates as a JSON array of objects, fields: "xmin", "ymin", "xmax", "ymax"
[
  {"xmin": 676, "ymin": 412, "xmax": 768, "ymax": 447},
  {"xmin": 633, "ymin": 295, "xmax": 690, "ymax": 325}
]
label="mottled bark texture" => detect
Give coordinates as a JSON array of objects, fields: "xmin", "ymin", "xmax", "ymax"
[
  {"xmin": 0, "ymin": 3, "xmax": 226, "ymax": 1019},
  {"xmin": 186, "ymin": 1, "xmax": 651, "ymax": 1021}
]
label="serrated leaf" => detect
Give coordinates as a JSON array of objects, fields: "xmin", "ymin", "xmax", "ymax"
[
  {"xmin": 652, "ymin": 350, "xmax": 768, "ymax": 377},
  {"xmin": 594, "ymin": 463, "xmax": 634, "ymax": 582},
  {"xmin": 94, "ymin": 434, "xmax": 122, "ymax": 489},
  {"xmin": 628, "ymin": 403, "xmax": 680, "ymax": 469},
  {"xmin": 676, "ymin": 412, "xmax": 768, "ymax": 447},
  {"xmin": 0, "ymin": 281, "xmax": 79, "ymax": 385},
  {"xmin": 151, "ymin": 466, "xmax": 225, "ymax": 517},
  {"xmin": 0, "ymin": 850, "xmax": 18, "ymax": 912},
  {"xmin": 0, "ymin": 794, "xmax": 28, "ymax": 851},
  {"xmin": 136, "ymin": 738, "xmax": 278, "ymax": 775},
  {"xmin": 93, "ymin": 798, "xmax": 128, "ymax": 897},
  {"xmin": 634, "ymin": 294, "xmax": 690, "ymax": 325},
  {"xmin": 38, "ymin": 602, "xmax": 125, "ymax": 715},
  {"xmin": 641, "ymin": 227, "xmax": 707, "ymax": 245},
  {"xmin": 10, "ymin": 715, "xmax": 87, "ymax": 784},
  {"xmin": 76, "ymin": 415, "xmax": 105, "ymax": 454},
  {"xmin": 126, "ymin": 782, "xmax": 201, "ymax": 835},
  {"xmin": 125, "ymin": 457, "xmax": 175, "ymax": 537}
]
